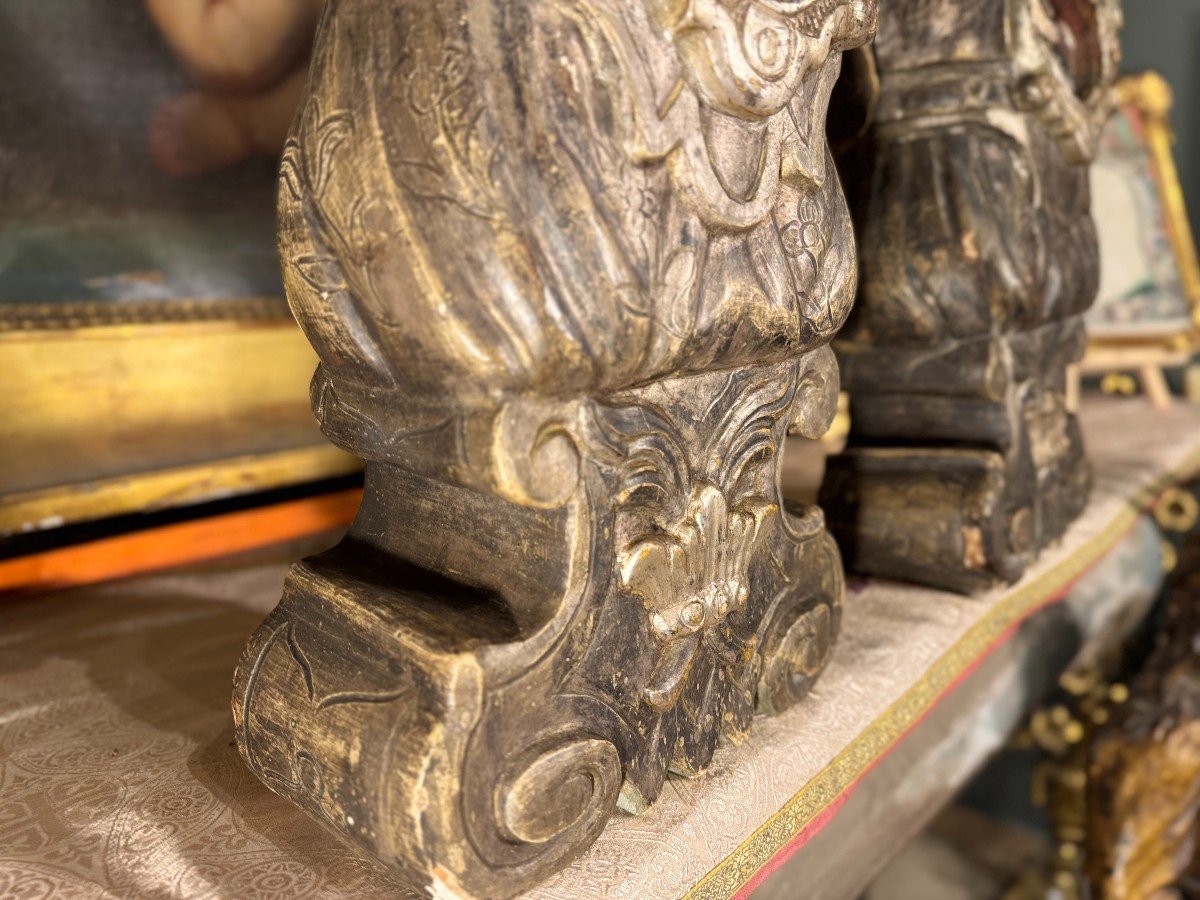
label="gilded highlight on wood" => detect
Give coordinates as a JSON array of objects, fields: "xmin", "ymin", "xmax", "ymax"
[
  {"xmin": 231, "ymin": 0, "xmax": 877, "ymax": 895},
  {"xmin": 821, "ymin": 0, "xmax": 1123, "ymax": 593}
]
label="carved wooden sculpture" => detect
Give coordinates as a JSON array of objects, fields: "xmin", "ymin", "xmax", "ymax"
[
  {"xmin": 1086, "ymin": 631, "xmax": 1200, "ymax": 899},
  {"xmin": 232, "ymin": 1, "xmax": 876, "ymax": 894},
  {"xmin": 1084, "ymin": 497, "xmax": 1200, "ymax": 899},
  {"xmin": 821, "ymin": 0, "xmax": 1122, "ymax": 592}
]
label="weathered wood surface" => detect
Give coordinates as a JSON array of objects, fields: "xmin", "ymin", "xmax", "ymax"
[
  {"xmin": 232, "ymin": 1, "xmax": 877, "ymax": 895},
  {"xmin": 821, "ymin": 0, "xmax": 1123, "ymax": 593}
]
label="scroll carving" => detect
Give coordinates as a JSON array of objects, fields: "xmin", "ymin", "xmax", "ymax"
[
  {"xmin": 820, "ymin": 0, "xmax": 1122, "ymax": 592},
  {"xmin": 232, "ymin": 0, "xmax": 874, "ymax": 895}
]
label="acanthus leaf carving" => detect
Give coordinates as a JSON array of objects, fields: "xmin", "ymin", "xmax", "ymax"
[{"xmin": 620, "ymin": 483, "xmax": 777, "ymax": 710}]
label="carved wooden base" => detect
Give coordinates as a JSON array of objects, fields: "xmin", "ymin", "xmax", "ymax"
[
  {"xmin": 822, "ymin": 318, "xmax": 1092, "ymax": 593},
  {"xmin": 233, "ymin": 352, "xmax": 844, "ymax": 897},
  {"xmin": 816, "ymin": 0, "xmax": 1117, "ymax": 594}
]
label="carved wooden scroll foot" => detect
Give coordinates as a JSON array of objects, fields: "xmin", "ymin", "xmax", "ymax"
[
  {"xmin": 233, "ymin": 352, "xmax": 844, "ymax": 897},
  {"xmin": 823, "ymin": 319, "xmax": 1094, "ymax": 593},
  {"xmin": 231, "ymin": 0, "xmax": 875, "ymax": 890},
  {"xmin": 820, "ymin": 0, "xmax": 1121, "ymax": 594}
]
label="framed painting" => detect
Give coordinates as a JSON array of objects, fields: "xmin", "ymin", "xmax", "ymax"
[
  {"xmin": 1078, "ymin": 71, "xmax": 1200, "ymax": 407},
  {"xmin": 0, "ymin": 1, "xmax": 355, "ymax": 539},
  {"xmin": 1089, "ymin": 72, "xmax": 1200, "ymax": 339}
]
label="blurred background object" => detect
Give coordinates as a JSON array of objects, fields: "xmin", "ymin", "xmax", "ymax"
[
  {"xmin": 0, "ymin": 0, "xmax": 353, "ymax": 589},
  {"xmin": 145, "ymin": 0, "xmax": 322, "ymax": 179},
  {"xmin": 1075, "ymin": 71, "xmax": 1200, "ymax": 409},
  {"xmin": 0, "ymin": 1, "xmax": 284, "ymax": 303},
  {"xmin": 1120, "ymin": 0, "xmax": 1200, "ymax": 242}
]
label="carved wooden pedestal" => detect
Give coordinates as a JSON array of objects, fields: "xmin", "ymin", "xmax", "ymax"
[
  {"xmin": 231, "ymin": 0, "xmax": 875, "ymax": 894},
  {"xmin": 820, "ymin": 0, "xmax": 1122, "ymax": 593}
]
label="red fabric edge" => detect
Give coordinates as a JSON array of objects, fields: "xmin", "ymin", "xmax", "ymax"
[{"xmin": 730, "ymin": 524, "xmax": 1137, "ymax": 899}]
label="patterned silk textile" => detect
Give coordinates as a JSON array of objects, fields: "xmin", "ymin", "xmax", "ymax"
[{"xmin": 0, "ymin": 399, "xmax": 1196, "ymax": 900}]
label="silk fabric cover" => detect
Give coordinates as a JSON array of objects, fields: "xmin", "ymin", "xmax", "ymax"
[{"xmin": 0, "ymin": 399, "xmax": 1196, "ymax": 899}]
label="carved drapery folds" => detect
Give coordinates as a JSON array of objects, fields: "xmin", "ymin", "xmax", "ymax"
[
  {"xmin": 821, "ymin": 0, "xmax": 1122, "ymax": 593},
  {"xmin": 233, "ymin": 0, "xmax": 874, "ymax": 895}
]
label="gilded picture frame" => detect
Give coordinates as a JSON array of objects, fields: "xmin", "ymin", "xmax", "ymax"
[{"xmin": 0, "ymin": 299, "xmax": 358, "ymax": 538}]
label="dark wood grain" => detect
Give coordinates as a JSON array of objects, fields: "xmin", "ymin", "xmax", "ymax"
[{"xmin": 821, "ymin": 0, "xmax": 1122, "ymax": 593}]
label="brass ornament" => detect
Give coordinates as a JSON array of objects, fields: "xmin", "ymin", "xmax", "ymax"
[
  {"xmin": 1029, "ymin": 666, "xmax": 1127, "ymax": 898},
  {"xmin": 1155, "ymin": 486, "xmax": 1200, "ymax": 534},
  {"xmin": 1101, "ymin": 372, "xmax": 1139, "ymax": 396}
]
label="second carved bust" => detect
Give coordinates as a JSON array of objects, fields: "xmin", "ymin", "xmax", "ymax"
[{"xmin": 823, "ymin": 0, "xmax": 1121, "ymax": 592}]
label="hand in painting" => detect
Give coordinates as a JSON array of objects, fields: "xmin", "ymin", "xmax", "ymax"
[{"xmin": 146, "ymin": 0, "xmax": 324, "ymax": 178}]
